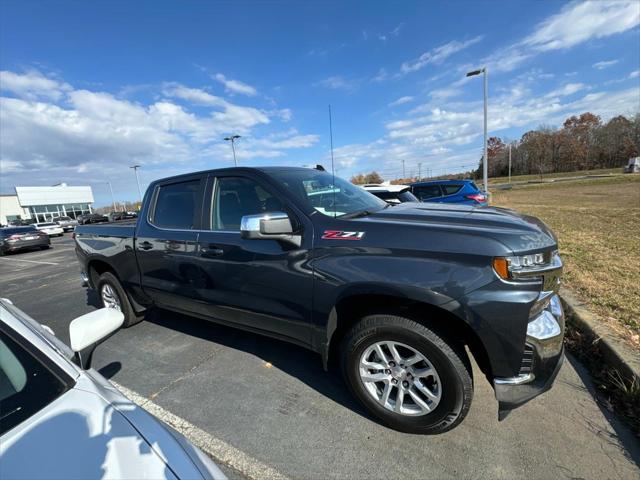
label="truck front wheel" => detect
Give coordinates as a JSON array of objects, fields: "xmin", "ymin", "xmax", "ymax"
[
  {"xmin": 96, "ymin": 271, "xmax": 144, "ymax": 328},
  {"xmin": 341, "ymin": 314, "xmax": 473, "ymax": 434}
]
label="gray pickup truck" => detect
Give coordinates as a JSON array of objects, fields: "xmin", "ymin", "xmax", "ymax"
[{"xmin": 74, "ymin": 166, "xmax": 565, "ymax": 434}]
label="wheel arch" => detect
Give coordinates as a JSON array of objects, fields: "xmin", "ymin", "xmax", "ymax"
[
  {"xmin": 86, "ymin": 258, "xmax": 147, "ymax": 314},
  {"xmin": 323, "ymin": 292, "xmax": 492, "ymax": 382}
]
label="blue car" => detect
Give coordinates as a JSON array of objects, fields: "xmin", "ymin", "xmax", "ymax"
[{"xmin": 409, "ymin": 179, "xmax": 488, "ymax": 206}]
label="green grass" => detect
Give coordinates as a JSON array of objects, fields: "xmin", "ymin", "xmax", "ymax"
[
  {"xmin": 492, "ymin": 175, "xmax": 640, "ymax": 348},
  {"xmin": 489, "ymin": 167, "xmax": 623, "ymax": 185}
]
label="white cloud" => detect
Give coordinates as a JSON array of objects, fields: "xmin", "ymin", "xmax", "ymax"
[
  {"xmin": 378, "ymin": 23, "xmax": 404, "ymax": 42},
  {"xmin": 401, "ymin": 36, "xmax": 483, "ymax": 74},
  {"xmin": 523, "ymin": 1, "xmax": 639, "ymax": 52},
  {"xmin": 544, "ymin": 82, "xmax": 587, "ymax": 98},
  {"xmin": 0, "ymin": 71, "xmax": 317, "ymax": 193},
  {"xmin": 0, "ymin": 70, "xmax": 71, "ymax": 101},
  {"xmin": 476, "ymin": 1, "xmax": 639, "ymax": 74},
  {"xmin": 388, "ymin": 96, "xmax": 414, "ymax": 107},
  {"xmin": 593, "ymin": 59, "xmax": 619, "ymax": 70},
  {"xmin": 213, "ymin": 73, "xmax": 257, "ymax": 96},
  {"xmin": 162, "ymin": 83, "xmax": 226, "ymax": 106},
  {"xmin": 336, "ymin": 80, "xmax": 640, "ymax": 179},
  {"xmin": 629, "ymin": 70, "xmax": 640, "ymax": 79},
  {"xmin": 315, "ymin": 75, "xmax": 359, "ymax": 92}
]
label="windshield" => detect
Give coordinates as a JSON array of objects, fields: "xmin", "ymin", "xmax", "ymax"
[{"xmin": 269, "ymin": 169, "xmax": 386, "ymax": 217}]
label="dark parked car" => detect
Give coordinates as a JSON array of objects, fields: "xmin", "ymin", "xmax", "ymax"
[
  {"xmin": 74, "ymin": 166, "xmax": 564, "ymax": 434},
  {"xmin": 77, "ymin": 213, "xmax": 108, "ymax": 225},
  {"xmin": 409, "ymin": 179, "xmax": 488, "ymax": 206},
  {"xmin": 107, "ymin": 211, "xmax": 138, "ymax": 222},
  {"xmin": 0, "ymin": 226, "xmax": 50, "ymax": 255}
]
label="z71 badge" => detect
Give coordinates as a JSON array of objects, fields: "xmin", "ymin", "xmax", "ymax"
[{"xmin": 321, "ymin": 230, "xmax": 366, "ymax": 240}]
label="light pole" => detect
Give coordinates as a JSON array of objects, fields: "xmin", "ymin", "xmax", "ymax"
[
  {"xmin": 130, "ymin": 165, "xmax": 142, "ymax": 207},
  {"xmin": 107, "ymin": 181, "xmax": 117, "ymax": 212},
  {"xmin": 466, "ymin": 67, "xmax": 489, "ymax": 195},
  {"xmin": 224, "ymin": 135, "xmax": 241, "ymax": 167}
]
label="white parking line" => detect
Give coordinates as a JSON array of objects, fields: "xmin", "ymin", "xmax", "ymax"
[
  {"xmin": 112, "ymin": 382, "xmax": 289, "ymax": 480},
  {"xmin": 0, "ymin": 257, "xmax": 59, "ymax": 265}
]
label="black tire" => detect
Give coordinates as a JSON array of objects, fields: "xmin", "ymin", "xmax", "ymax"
[
  {"xmin": 96, "ymin": 271, "xmax": 144, "ymax": 327},
  {"xmin": 341, "ymin": 314, "xmax": 473, "ymax": 434},
  {"xmin": 39, "ymin": 245, "xmax": 50, "ymax": 250}
]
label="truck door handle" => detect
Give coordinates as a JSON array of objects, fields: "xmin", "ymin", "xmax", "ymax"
[
  {"xmin": 139, "ymin": 241, "xmax": 153, "ymax": 250},
  {"xmin": 200, "ymin": 246, "xmax": 224, "ymax": 258}
]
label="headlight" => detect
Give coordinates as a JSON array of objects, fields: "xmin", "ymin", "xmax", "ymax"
[{"xmin": 493, "ymin": 250, "xmax": 560, "ymax": 281}]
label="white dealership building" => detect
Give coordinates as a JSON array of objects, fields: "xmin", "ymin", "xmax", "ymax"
[{"xmin": 0, "ymin": 183, "xmax": 94, "ymax": 225}]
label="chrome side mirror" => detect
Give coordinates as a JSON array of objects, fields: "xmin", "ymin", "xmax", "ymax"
[{"xmin": 240, "ymin": 212, "xmax": 301, "ymax": 247}]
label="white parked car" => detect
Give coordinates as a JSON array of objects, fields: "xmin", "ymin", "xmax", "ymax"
[
  {"xmin": 52, "ymin": 216, "xmax": 79, "ymax": 231},
  {"xmin": 0, "ymin": 299, "xmax": 225, "ymax": 480},
  {"xmin": 361, "ymin": 184, "xmax": 419, "ymax": 204},
  {"xmin": 32, "ymin": 222, "xmax": 64, "ymax": 237}
]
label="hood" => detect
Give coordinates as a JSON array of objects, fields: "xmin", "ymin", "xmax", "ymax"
[{"xmin": 358, "ymin": 202, "xmax": 557, "ymax": 254}]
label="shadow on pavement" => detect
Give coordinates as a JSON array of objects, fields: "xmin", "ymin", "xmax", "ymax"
[
  {"xmin": 147, "ymin": 307, "xmax": 370, "ymax": 420},
  {"xmin": 564, "ymin": 353, "xmax": 640, "ymax": 468}
]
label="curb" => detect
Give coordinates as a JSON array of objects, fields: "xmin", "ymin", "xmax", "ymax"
[{"xmin": 560, "ymin": 287, "xmax": 640, "ymax": 384}]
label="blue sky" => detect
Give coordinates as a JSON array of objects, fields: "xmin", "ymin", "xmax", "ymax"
[{"xmin": 1, "ymin": 0, "xmax": 639, "ymax": 206}]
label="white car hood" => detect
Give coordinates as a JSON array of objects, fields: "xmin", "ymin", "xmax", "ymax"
[{"xmin": 0, "ymin": 386, "xmax": 177, "ymax": 480}]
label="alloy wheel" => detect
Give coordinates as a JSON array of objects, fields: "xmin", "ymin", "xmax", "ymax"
[{"xmin": 358, "ymin": 341, "xmax": 441, "ymax": 416}]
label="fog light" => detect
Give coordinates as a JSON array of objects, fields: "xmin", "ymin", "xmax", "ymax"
[{"xmin": 527, "ymin": 311, "xmax": 561, "ymax": 340}]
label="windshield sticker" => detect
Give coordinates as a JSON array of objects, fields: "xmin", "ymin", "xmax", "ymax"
[{"xmin": 321, "ymin": 230, "xmax": 365, "ymax": 240}]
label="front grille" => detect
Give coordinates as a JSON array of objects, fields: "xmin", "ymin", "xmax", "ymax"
[{"xmin": 519, "ymin": 343, "xmax": 535, "ymax": 375}]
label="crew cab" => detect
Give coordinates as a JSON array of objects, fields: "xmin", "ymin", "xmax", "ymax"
[{"xmin": 74, "ymin": 166, "xmax": 565, "ymax": 434}]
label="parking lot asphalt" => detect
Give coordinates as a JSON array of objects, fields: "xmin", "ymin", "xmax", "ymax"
[{"xmin": 1, "ymin": 234, "xmax": 639, "ymax": 479}]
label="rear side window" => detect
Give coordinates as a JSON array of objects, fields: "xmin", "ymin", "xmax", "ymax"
[
  {"xmin": 413, "ymin": 185, "xmax": 442, "ymax": 200},
  {"xmin": 212, "ymin": 177, "xmax": 283, "ymax": 231},
  {"xmin": 152, "ymin": 180, "xmax": 201, "ymax": 229},
  {"xmin": 1, "ymin": 227, "xmax": 36, "ymax": 236},
  {"xmin": 442, "ymin": 184, "xmax": 463, "ymax": 195},
  {"xmin": 0, "ymin": 331, "xmax": 68, "ymax": 435}
]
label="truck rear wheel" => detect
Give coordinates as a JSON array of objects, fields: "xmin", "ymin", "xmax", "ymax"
[
  {"xmin": 96, "ymin": 271, "xmax": 144, "ymax": 328},
  {"xmin": 341, "ymin": 314, "xmax": 473, "ymax": 434}
]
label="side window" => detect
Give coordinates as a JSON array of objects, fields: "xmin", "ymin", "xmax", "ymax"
[
  {"xmin": 0, "ymin": 331, "xmax": 68, "ymax": 435},
  {"xmin": 212, "ymin": 177, "xmax": 284, "ymax": 231},
  {"xmin": 442, "ymin": 184, "xmax": 463, "ymax": 196},
  {"xmin": 413, "ymin": 185, "xmax": 442, "ymax": 200},
  {"xmin": 152, "ymin": 180, "xmax": 201, "ymax": 229}
]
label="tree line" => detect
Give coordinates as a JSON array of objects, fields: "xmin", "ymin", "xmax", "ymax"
[
  {"xmin": 350, "ymin": 112, "xmax": 639, "ymax": 184},
  {"xmin": 481, "ymin": 112, "xmax": 639, "ymax": 178}
]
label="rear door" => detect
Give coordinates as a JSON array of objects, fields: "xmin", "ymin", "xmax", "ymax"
[
  {"xmin": 135, "ymin": 174, "xmax": 205, "ymax": 312},
  {"xmin": 411, "ymin": 184, "xmax": 443, "ymax": 202},
  {"xmin": 191, "ymin": 172, "xmax": 314, "ymax": 345}
]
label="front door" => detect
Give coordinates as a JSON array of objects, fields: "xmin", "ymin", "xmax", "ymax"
[{"xmin": 192, "ymin": 173, "xmax": 314, "ymax": 346}]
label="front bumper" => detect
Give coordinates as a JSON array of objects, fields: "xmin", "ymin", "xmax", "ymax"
[{"xmin": 494, "ymin": 294, "xmax": 565, "ymax": 419}]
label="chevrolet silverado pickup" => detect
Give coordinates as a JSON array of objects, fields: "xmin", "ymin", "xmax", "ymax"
[{"xmin": 74, "ymin": 166, "xmax": 565, "ymax": 434}]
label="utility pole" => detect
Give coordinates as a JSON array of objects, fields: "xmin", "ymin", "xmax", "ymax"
[
  {"xmin": 130, "ymin": 165, "xmax": 142, "ymax": 207},
  {"xmin": 466, "ymin": 67, "xmax": 489, "ymax": 194},
  {"xmin": 402, "ymin": 159, "xmax": 406, "ymax": 179},
  {"xmin": 508, "ymin": 144, "xmax": 512, "ymax": 184},
  {"xmin": 107, "ymin": 181, "xmax": 117, "ymax": 212},
  {"xmin": 224, "ymin": 135, "xmax": 241, "ymax": 167},
  {"xmin": 417, "ymin": 162, "xmax": 422, "ymax": 181}
]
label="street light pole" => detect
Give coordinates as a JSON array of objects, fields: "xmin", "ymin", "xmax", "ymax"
[
  {"xmin": 466, "ymin": 67, "xmax": 489, "ymax": 195},
  {"xmin": 508, "ymin": 144, "xmax": 512, "ymax": 184},
  {"xmin": 107, "ymin": 181, "xmax": 117, "ymax": 212},
  {"xmin": 130, "ymin": 165, "xmax": 142, "ymax": 206},
  {"xmin": 224, "ymin": 135, "xmax": 241, "ymax": 167}
]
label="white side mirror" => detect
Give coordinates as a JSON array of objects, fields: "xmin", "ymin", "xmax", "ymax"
[{"xmin": 69, "ymin": 308, "xmax": 124, "ymax": 369}]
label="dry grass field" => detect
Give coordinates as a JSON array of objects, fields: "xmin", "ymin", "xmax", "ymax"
[{"xmin": 492, "ymin": 175, "xmax": 640, "ymax": 348}]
